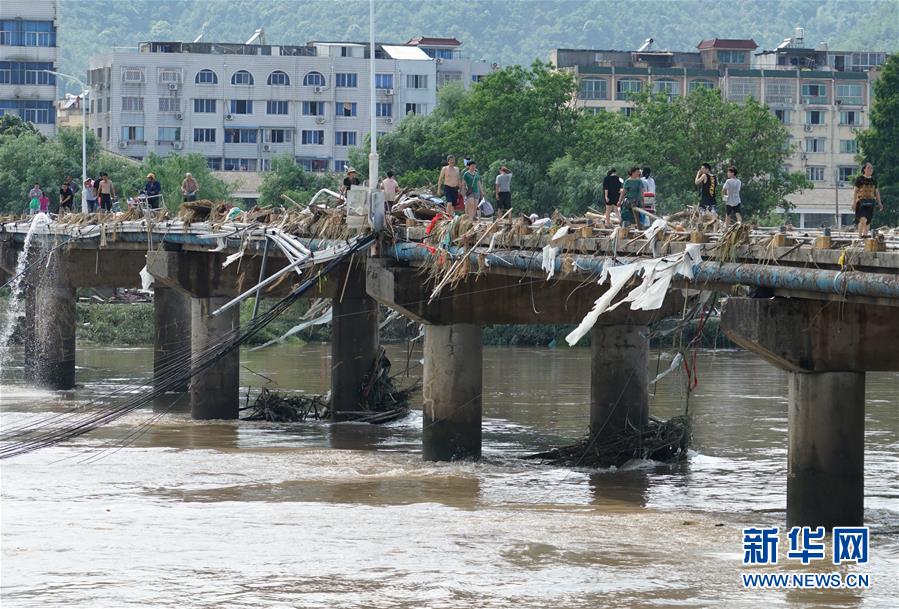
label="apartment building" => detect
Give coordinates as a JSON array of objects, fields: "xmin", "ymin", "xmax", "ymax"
[
  {"xmin": 552, "ymin": 30, "xmax": 888, "ymax": 228},
  {"xmin": 86, "ymin": 36, "xmax": 491, "ymax": 173},
  {"xmin": 0, "ymin": 0, "xmax": 59, "ymax": 137}
]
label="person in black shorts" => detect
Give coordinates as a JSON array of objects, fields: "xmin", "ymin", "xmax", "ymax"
[
  {"xmin": 694, "ymin": 162, "xmax": 718, "ymax": 217},
  {"xmin": 852, "ymin": 162, "xmax": 883, "ymax": 238},
  {"xmin": 602, "ymin": 168, "xmax": 623, "ymax": 226}
]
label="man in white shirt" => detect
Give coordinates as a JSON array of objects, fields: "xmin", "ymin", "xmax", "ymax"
[
  {"xmin": 380, "ymin": 171, "xmax": 399, "ymax": 213},
  {"xmin": 723, "ymin": 166, "xmax": 743, "ymax": 225}
]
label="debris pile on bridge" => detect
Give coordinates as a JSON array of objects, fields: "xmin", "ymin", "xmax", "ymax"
[
  {"xmin": 241, "ymin": 349, "xmax": 419, "ymax": 425},
  {"xmin": 527, "ymin": 415, "xmax": 690, "ymax": 468}
]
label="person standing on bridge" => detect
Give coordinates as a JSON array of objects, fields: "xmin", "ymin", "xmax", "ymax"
[
  {"xmin": 494, "ymin": 165, "xmax": 513, "ymax": 215},
  {"xmin": 97, "ymin": 173, "xmax": 116, "ymax": 212},
  {"xmin": 723, "ymin": 166, "xmax": 743, "ymax": 226},
  {"xmin": 380, "ymin": 170, "xmax": 399, "ymax": 213},
  {"xmin": 341, "ymin": 167, "xmax": 361, "ymax": 196},
  {"xmin": 84, "ymin": 178, "xmax": 98, "ymax": 213},
  {"xmin": 142, "ymin": 173, "xmax": 162, "ymax": 209},
  {"xmin": 181, "ymin": 173, "xmax": 199, "ymax": 202},
  {"xmin": 461, "ymin": 160, "xmax": 482, "ymax": 220},
  {"xmin": 27, "ymin": 183, "xmax": 43, "ymax": 216},
  {"xmin": 852, "ymin": 162, "xmax": 883, "ymax": 238},
  {"xmin": 695, "ymin": 163, "xmax": 718, "ymax": 218},
  {"xmin": 437, "ymin": 155, "xmax": 461, "ymax": 213},
  {"xmin": 603, "ymin": 168, "xmax": 623, "ymax": 227},
  {"xmin": 618, "ymin": 167, "xmax": 644, "ymax": 229},
  {"xmin": 58, "ymin": 181, "xmax": 74, "ymax": 215}
]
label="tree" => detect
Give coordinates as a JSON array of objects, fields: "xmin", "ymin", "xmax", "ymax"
[
  {"xmin": 257, "ymin": 154, "xmax": 338, "ymax": 207},
  {"xmin": 858, "ymin": 53, "xmax": 899, "ymax": 227},
  {"xmin": 140, "ymin": 152, "xmax": 231, "ymax": 210}
]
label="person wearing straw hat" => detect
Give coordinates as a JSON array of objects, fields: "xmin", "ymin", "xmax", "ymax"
[
  {"xmin": 181, "ymin": 172, "xmax": 199, "ymax": 202},
  {"xmin": 341, "ymin": 167, "xmax": 361, "ymax": 196},
  {"xmin": 142, "ymin": 172, "xmax": 162, "ymax": 209}
]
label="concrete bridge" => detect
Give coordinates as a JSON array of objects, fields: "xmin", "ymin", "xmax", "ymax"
[{"xmin": 2, "ymin": 217, "xmax": 898, "ymax": 530}]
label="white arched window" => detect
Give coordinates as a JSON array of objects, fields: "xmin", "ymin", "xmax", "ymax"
[
  {"xmin": 268, "ymin": 70, "xmax": 290, "ymax": 86},
  {"xmin": 231, "ymin": 70, "xmax": 254, "ymax": 85},
  {"xmin": 303, "ymin": 71, "xmax": 325, "ymax": 87},
  {"xmin": 195, "ymin": 69, "xmax": 218, "ymax": 84}
]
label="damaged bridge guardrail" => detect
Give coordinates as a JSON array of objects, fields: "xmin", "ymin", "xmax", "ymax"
[{"xmin": 385, "ymin": 241, "xmax": 899, "ymax": 302}]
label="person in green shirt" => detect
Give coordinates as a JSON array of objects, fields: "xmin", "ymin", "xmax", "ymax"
[
  {"xmin": 461, "ymin": 160, "xmax": 482, "ymax": 219},
  {"xmin": 617, "ymin": 167, "xmax": 645, "ymax": 228}
]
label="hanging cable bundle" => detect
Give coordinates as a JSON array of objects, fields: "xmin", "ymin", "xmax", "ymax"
[{"xmin": 0, "ymin": 233, "xmax": 375, "ymax": 460}]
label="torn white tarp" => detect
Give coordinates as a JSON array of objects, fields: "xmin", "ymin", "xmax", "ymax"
[
  {"xmin": 565, "ymin": 244, "xmax": 704, "ymax": 346},
  {"xmin": 249, "ymin": 307, "xmax": 333, "ymax": 351},
  {"xmin": 222, "ymin": 250, "xmax": 244, "ymax": 268},
  {"xmin": 139, "ymin": 265, "xmax": 154, "ymax": 293},
  {"xmin": 649, "ymin": 352, "xmax": 683, "ymax": 385},
  {"xmin": 541, "ymin": 226, "xmax": 570, "ymax": 279}
]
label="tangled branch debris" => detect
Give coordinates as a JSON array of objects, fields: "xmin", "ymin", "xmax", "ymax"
[{"xmin": 527, "ymin": 415, "xmax": 690, "ymax": 468}]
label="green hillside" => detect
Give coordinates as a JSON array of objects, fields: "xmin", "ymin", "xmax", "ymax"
[{"xmin": 58, "ymin": 0, "xmax": 898, "ymax": 91}]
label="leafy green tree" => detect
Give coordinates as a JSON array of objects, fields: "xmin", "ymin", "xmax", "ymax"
[
  {"xmin": 257, "ymin": 154, "xmax": 338, "ymax": 207},
  {"xmin": 858, "ymin": 53, "xmax": 899, "ymax": 227}
]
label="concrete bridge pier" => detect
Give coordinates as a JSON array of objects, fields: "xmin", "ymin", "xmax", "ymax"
[
  {"xmin": 330, "ymin": 281, "xmax": 379, "ymax": 418},
  {"xmin": 153, "ymin": 287, "xmax": 192, "ymax": 393},
  {"xmin": 422, "ymin": 323, "xmax": 483, "ymax": 461},
  {"xmin": 190, "ymin": 296, "xmax": 240, "ymax": 420},
  {"xmin": 722, "ymin": 297, "xmax": 899, "ymax": 528},
  {"xmin": 590, "ymin": 322, "xmax": 649, "ymax": 439},
  {"xmin": 31, "ymin": 282, "xmax": 77, "ymax": 390}
]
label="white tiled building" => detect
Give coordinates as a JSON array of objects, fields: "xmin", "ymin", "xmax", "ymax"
[
  {"xmin": 86, "ymin": 37, "xmax": 491, "ymax": 172},
  {"xmin": 0, "ymin": 0, "xmax": 59, "ymax": 137}
]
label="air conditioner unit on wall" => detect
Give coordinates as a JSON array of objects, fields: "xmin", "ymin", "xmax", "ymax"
[
  {"xmin": 385, "ymin": 117, "xmax": 393, "ymax": 124},
  {"xmin": 262, "ymin": 144, "xmax": 272, "ymax": 152},
  {"xmin": 315, "ymin": 116, "xmax": 326, "ymax": 124},
  {"xmin": 172, "ymin": 141, "xmax": 183, "ymax": 150},
  {"xmin": 386, "ymin": 88, "xmax": 394, "ymax": 96},
  {"xmin": 225, "ymin": 114, "xmax": 233, "ymax": 121},
  {"xmin": 804, "ymin": 124, "xmax": 813, "ymax": 131},
  {"xmin": 174, "ymin": 112, "xmax": 183, "ymax": 120},
  {"xmin": 313, "ymin": 86, "xmax": 323, "ymax": 94},
  {"xmin": 168, "ymin": 83, "xmax": 179, "ymax": 91},
  {"xmin": 118, "ymin": 140, "xmax": 127, "ymax": 148}
]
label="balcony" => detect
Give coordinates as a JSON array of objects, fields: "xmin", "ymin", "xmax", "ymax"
[
  {"xmin": 801, "ymin": 95, "xmax": 829, "ymax": 105},
  {"xmin": 836, "ymin": 96, "xmax": 863, "ymax": 106}
]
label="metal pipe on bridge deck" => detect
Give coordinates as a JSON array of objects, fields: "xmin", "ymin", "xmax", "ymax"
[{"xmin": 386, "ymin": 242, "xmax": 899, "ymax": 301}]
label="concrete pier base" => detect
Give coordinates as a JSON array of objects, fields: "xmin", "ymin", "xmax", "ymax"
[
  {"xmin": 422, "ymin": 324, "xmax": 482, "ymax": 461},
  {"xmin": 31, "ymin": 284, "xmax": 76, "ymax": 389},
  {"xmin": 189, "ymin": 296, "xmax": 240, "ymax": 420},
  {"xmin": 330, "ymin": 292, "xmax": 379, "ymax": 416},
  {"xmin": 153, "ymin": 287, "xmax": 191, "ymax": 392},
  {"xmin": 590, "ymin": 324, "xmax": 649, "ymax": 439},
  {"xmin": 788, "ymin": 371, "xmax": 865, "ymax": 528}
]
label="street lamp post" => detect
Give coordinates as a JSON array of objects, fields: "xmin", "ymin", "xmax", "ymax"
[{"xmin": 46, "ymin": 70, "xmax": 90, "ymax": 213}]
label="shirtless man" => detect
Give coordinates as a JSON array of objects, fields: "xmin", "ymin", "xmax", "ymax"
[{"xmin": 436, "ymin": 155, "xmax": 461, "ymax": 212}]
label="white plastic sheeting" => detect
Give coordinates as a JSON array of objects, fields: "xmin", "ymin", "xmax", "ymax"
[
  {"xmin": 565, "ymin": 244, "xmax": 703, "ymax": 346},
  {"xmin": 541, "ymin": 226, "xmax": 570, "ymax": 280}
]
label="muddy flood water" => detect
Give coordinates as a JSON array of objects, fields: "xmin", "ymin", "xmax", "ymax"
[{"xmin": 1, "ymin": 343, "xmax": 897, "ymax": 608}]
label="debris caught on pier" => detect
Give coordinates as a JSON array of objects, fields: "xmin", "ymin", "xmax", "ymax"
[
  {"xmin": 241, "ymin": 388, "xmax": 327, "ymax": 422},
  {"xmin": 527, "ymin": 415, "xmax": 690, "ymax": 469}
]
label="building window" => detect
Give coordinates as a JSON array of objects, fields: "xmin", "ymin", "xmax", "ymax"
[
  {"xmin": 266, "ymin": 100, "xmax": 289, "ymax": 115},
  {"xmin": 122, "ymin": 67, "xmax": 144, "ymax": 83},
  {"xmin": 0, "ymin": 61, "xmax": 55, "ymax": 85},
  {"xmin": 835, "ymin": 83, "xmax": 863, "ymax": 105},
  {"xmin": 839, "ymin": 110, "xmax": 860, "ymax": 126},
  {"xmin": 805, "ymin": 110, "xmax": 825, "ymax": 125},
  {"xmin": 298, "ymin": 158, "xmax": 329, "ymax": 172},
  {"xmin": 728, "ymin": 78, "xmax": 759, "ymax": 102},
  {"xmin": 158, "ymin": 69, "xmax": 181, "ymax": 84},
  {"xmin": 717, "ymin": 50, "xmax": 746, "ymax": 64},
  {"xmin": 406, "ymin": 74, "xmax": 428, "ymax": 89},
  {"xmin": 195, "ymin": 69, "xmax": 218, "ymax": 84},
  {"xmin": 301, "ymin": 129, "xmax": 324, "ymax": 144},
  {"xmin": 405, "ymin": 103, "xmax": 425, "ymax": 115},
  {"xmin": 335, "ymin": 131, "xmax": 357, "ymax": 146},
  {"xmin": 437, "ymin": 71, "xmax": 463, "ymax": 87},
  {"xmin": 302, "ymin": 101, "xmax": 325, "ymax": 116},
  {"xmin": 158, "ymin": 97, "xmax": 181, "ymax": 113},
  {"xmin": 231, "ymin": 70, "xmax": 254, "ymax": 85},
  {"xmin": 121, "ymin": 96, "xmax": 144, "ymax": 112},
  {"xmin": 805, "ymin": 138, "xmax": 826, "ymax": 153},
  {"xmin": 193, "ymin": 128, "xmax": 216, "ymax": 143},
  {"xmin": 616, "ymin": 78, "xmax": 643, "ymax": 100},
  {"xmin": 267, "ymin": 129, "xmax": 291, "ymax": 143},
  {"xmin": 96, "ymin": 98, "xmax": 103, "ymax": 113},
  {"xmin": 338, "ymin": 102, "xmax": 357, "ymax": 117},
  {"xmin": 0, "ymin": 20, "xmax": 56, "ymax": 47},
  {"xmin": 194, "ymin": 98, "xmax": 217, "ymax": 113},
  {"xmin": 375, "ymin": 73, "xmax": 394, "ymax": 89},
  {"xmin": 579, "ymin": 78, "xmax": 608, "ymax": 100},
  {"xmin": 224, "ymin": 158, "xmax": 257, "ymax": 171},
  {"xmin": 376, "ymin": 102, "xmax": 392, "ymax": 117},
  {"xmin": 620, "ymin": 107, "xmax": 634, "ymax": 117},
  {"xmin": 340, "ymin": 46, "xmax": 352, "ymax": 57},
  {"xmin": 267, "ymin": 70, "xmax": 290, "ymax": 86},
  {"xmin": 838, "ymin": 166, "xmax": 855, "ymax": 182},
  {"xmin": 774, "ymin": 108, "xmax": 791, "ymax": 124},
  {"xmin": 229, "ymin": 99, "xmax": 253, "ymax": 114},
  {"xmin": 336, "ymin": 73, "xmax": 358, "ymax": 88},
  {"xmin": 224, "ymin": 128, "xmax": 258, "ymax": 143},
  {"xmin": 840, "ymin": 139, "xmax": 859, "ymax": 154},
  {"xmin": 688, "ymin": 79, "xmax": 715, "ymax": 92},
  {"xmin": 303, "ymin": 71, "xmax": 325, "ymax": 87},
  {"xmin": 801, "ymin": 82, "xmax": 828, "ymax": 104},
  {"xmin": 157, "ymin": 127, "xmax": 181, "ymax": 142},
  {"xmin": 765, "ymin": 80, "xmax": 794, "ymax": 104},
  {"xmin": 652, "ymin": 79, "xmax": 680, "ymax": 98},
  {"xmin": 586, "ymin": 107, "xmax": 605, "ymax": 115},
  {"xmin": 207, "ymin": 157, "xmax": 222, "ymax": 170},
  {"xmin": 121, "ymin": 126, "xmax": 144, "ymax": 142},
  {"xmin": 806, "ymin": 166, "xmax": 825, "ymax": 181}
]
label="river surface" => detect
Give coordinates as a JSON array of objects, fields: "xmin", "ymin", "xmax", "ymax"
[{"xmin": 1, "ymin": 343, "xmax": 897, "ymax": 608}]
